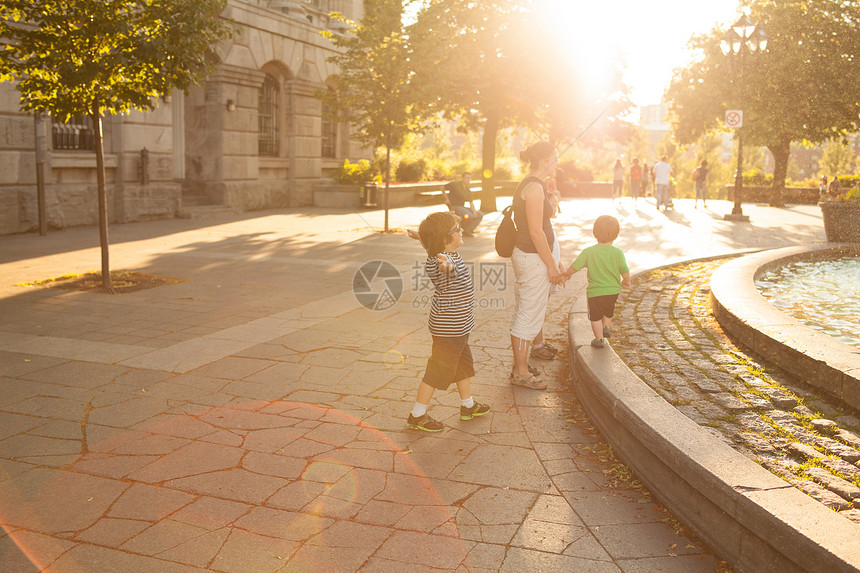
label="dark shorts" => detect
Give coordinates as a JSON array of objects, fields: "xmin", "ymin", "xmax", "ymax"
[
  {"xmin": 422, "ymin": 334, "xmax": 475, "ymax": 390},
  {"xmin": 587, "ymin": 294, "xmax": 619, "ymax": 322}
]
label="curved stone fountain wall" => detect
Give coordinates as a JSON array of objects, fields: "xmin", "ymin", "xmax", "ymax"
[
  {"xmin": 710, "ymin": 244, "xmax": 860, "ymax": 411},
  {"xmin": 568, "ymin": 248, "xmax": 860, "ymax": 573}
]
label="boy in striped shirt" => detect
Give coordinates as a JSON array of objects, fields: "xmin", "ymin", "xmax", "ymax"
[{"xmin": 408, "ymin": 211, "xmax": 491, "ymax": 432}]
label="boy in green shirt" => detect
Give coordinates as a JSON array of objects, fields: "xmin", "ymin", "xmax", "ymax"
[{"xmin": 564, "ymin": 215, "xmax": 630, "ymax": 348}]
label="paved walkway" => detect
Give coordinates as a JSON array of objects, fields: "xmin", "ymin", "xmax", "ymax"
[{"xmin": 0, "ymin": 198, "xmax": 825, "ymax": 572}]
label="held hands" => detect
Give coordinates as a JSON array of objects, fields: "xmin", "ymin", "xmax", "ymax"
[
  {"xmin": 548, "ymin": 264, "xmax": 566, "ymax": 286},
  {"xmin": 562, "ymin": 262, "xmax": 576, "ymax": 279}
]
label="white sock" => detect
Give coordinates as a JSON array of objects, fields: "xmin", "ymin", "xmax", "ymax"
[
  {"xmin": 461, "ymin": 397, "xmax": 474, "ymax": 408},
  {"xmin": 411, "ymin": 402, "xmax": 428, "ymax": 418}
]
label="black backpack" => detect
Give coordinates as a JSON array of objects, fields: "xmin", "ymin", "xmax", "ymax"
[
  {"xmin": 496, "ymin": 175, "xmax": 545, "ymax": 257},
  {"xmin": 494, "ymin": 205, "xmax": 516, "ymax": 257}
]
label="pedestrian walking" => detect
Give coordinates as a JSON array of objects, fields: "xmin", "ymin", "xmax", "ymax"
[
  {"xmin": 693, "ymin": 160, "xmax": 710, "ymax": 208},
  {"xmin": 630, "ymin": 158, "xmax": 643, "ymax": 205},
  {"xmin": 407, "ymin": 211, "xmax": 490, "ymax": 432},
  {"xmin": 653, "ymin": 156, "xmax": 673, "ymax": 211},
  {"xmin": 564, "ymin": 215, "xmax": 631, "ymax": 348},
  {"xmin": 612, "ymin": 158, "xmax": 624, "ymax": 203},
  {"xmin": 640, "ymin": 161, "xmax": 651, "ymax": 201}
]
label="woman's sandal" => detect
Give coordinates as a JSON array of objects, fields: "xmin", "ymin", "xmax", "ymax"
[{"xmin": 510, "ymin": 372, "xmax": 548, "ymax": 390}]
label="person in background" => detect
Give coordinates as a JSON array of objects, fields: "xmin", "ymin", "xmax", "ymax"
[
  {"xmin": 444, "ymin": 172, "xmax": 483, "ymax": 237},
  {"xmin": 827, "ymin": 175, "xmax": 842, "ymax": 200},
  {"xmin": 652, "ymin": 156, "xmax": 673, "ymax": 211},
  {"xmin": 640, "ymin": 161, "xmax": 651, "ymax": 201},
  {"xmin": 693, "ymin": 160, "xmax": 710, "ymax": 209},
  {"xmin": 612, "ymin": 158, "xmax": 624, "ymax": 203},
  {"xmin": 819, "ymin": 175, "xmax": 829, "ymax": 201},
  {"xmin": 630, "ymin": 158, "xmax": 643, "ymax": 205}
]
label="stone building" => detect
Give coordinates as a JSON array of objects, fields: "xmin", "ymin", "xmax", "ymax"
[{"xmin": 0, "ymin": 0, "xmax": 367, "ymax": 236}]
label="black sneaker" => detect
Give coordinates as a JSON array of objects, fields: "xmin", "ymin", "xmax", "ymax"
[
  {"xmin": 460, "ymin": 402, "xmax": 491, "ymax": 421},
  {"xmin": 407, "ymin": 413, "xmax": 444, "ymax": 432}
]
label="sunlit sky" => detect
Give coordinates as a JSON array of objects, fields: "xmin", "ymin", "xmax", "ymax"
[
  {"xmin": 539, "ymin": 0, "xmax": 742, "ymax": 114},
  {"xmin": 406, "ymin": 1, "xmax": 744, "ymax": 120}
]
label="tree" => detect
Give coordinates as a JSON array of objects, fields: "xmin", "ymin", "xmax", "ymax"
[
  {"xmin": 410, "ymin": 1, "xmax": 631, "ymax": 209},
  {"xmin": 665, "ymin": 0, "xmax": 859, "ymax": 206},
  {"xmin": 820, "ymin": 138, "xmax": 855, "ymax": 177},
  {"xmin": 0, "ymin": 0, "xmax": 230, "ymax": 289},
  {"xmin": 410, "ymin": 0, "xmax": 552, "ymax": 212},
  {"xmin": 321, "ymin": 0, "xmax": 420, "ymax": 232}
]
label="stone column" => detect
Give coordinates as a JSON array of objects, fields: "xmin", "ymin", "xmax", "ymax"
[
  {"xmin": 285, "ymin": 77, "xmax": 323, "ymax": 207},
  {"xmin": 184, "ymin": 64, "xmax": 265, "ymax": 209}
]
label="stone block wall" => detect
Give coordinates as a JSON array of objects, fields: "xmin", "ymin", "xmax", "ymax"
[{"xmin": 0, "ymin": 0, "xmax": 369, "ymax": 234}]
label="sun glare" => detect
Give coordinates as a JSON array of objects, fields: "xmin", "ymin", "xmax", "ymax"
[{"xmin": 536, "ymin": 0, "xmax": 741, "ymax": 108}]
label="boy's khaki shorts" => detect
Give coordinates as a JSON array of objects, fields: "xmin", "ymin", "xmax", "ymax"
[{"xmin": 422, "ymin": 334, "xmax": 474, "ymax": 390}]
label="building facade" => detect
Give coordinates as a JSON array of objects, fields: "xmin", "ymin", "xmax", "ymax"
[{"xmin": 0, "ymin": 0, "xmax": 366, "ymax": 236}]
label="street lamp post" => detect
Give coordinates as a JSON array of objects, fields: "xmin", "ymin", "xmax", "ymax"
[{"xmin": 721, "ymin": 15, "xmax": 767, "ymax": 222}]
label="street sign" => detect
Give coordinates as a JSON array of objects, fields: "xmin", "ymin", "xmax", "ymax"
[{"xmin": 726, "ymin": 110, "xmax": 743, "ymax": 129}]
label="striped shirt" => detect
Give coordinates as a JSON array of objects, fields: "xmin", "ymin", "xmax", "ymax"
[{"xmin": 426, "ymin": 252, "xmax": 475, "ymax": 337}]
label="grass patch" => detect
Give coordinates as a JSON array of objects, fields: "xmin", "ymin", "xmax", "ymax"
[{"xmin": 18, "ymin": 270, "xmax": 186, "ymax": 295}]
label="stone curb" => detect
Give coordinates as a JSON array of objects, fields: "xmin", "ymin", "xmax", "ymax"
[
  {"xmin": 710, "ymin": 243, "xmax": 860, "ymax": 411},
  {"xmin": 567, "ymin": 253, "xmax": 860, "ymax": 573}
]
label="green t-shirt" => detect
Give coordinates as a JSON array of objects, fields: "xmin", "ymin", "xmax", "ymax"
[{"xmin": 571, "ymin": 243, "xmax": 630, "ymax": 297}]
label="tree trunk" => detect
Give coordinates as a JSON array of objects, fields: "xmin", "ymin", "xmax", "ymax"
[
  {"xmin": 481, "ymin": 111, "xmax": 499, "ymax": 213},
  {"xmin": 92, "ymin": 110, "xmax": 112, "ymax": 290},
  {"xmin": 768, "ymin": 137, "xmax": 791, "ymax": 208}
]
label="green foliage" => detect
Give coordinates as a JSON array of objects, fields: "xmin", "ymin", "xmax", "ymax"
[
  {"xmin": 0, "ymin": 0, "xmax": 231, "ymax": 120},
  {"xmin": 558, "ymin": 160, "xmax": 593, "ymax": 182},
  {"xmin": 837, "ymin": 175, "xmax": 860, "ymax": 188},
  {"xmin": 820, "ymin": 139, "xmax": 856, "ymax": 177},
  {"xmin": 665, "ymin": 0, "xmax": 860, "ymax": 194},
  {"xmin": 0, "ymin": 0, "xmax": 231, "ymax": 288},
  {"xmin": 742, "ymin": 170, "xmax": 773, "ymax": 186},
  {"xmin": 394, "ymin": 157, "xmax": 427, "ymax": 182},
  {"xmin": 334, "ymin": 159, "xmax": 378, "ymax": 185},
  {"xmin": 321, "ymin": 1, "xmax": 418, "ymax": 159}
]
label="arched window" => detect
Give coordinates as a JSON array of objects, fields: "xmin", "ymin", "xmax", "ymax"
[
  {"xmin": 258, "ymin": 74, "xmax": 279, "ymax": 156},
  {"xmin": 321, "ymin": 95, "xmax": 338, "ymax": 159}
]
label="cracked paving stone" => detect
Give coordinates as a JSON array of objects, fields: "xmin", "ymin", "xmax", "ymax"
[
  {"xmin": 712, "ymin": 393, "xmax": 748, "ymax": 413},
  {"xmin": 804, "ymin": 467, "xmax": 860, "ymax": 502},
  {"xmin": 759, "ymin": 387, "xmax": 799, "ymax": 409},
  {"xmin": 737, "ymin": 432, "xmax": 777, "ymax": 456},
  {"xmin": 739, "ymin": 392, "xmax": 772, "ymax": 411},
  {"xmin": 792, "ymin": 480, "xmax": 854, "ymax": 511},
  {"xmin": 690, "ymin": 379, "xmax": 722, "ymax": 394}
]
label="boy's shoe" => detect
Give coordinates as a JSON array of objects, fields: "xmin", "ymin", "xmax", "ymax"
[
  {"xmin": 530, "ymin": 343, "xmax": 558, "ymax": 360},
  {"xmin": 591, "ymin": 338, "xmax": 605, "ymax": 348},
  {"xmin": 407, "ymin": 413, "xmax": 444, "ymax": 432},
  {"xmin": 603, "ymin": 327, "xmax": 612, "ymax": 338},
  {"xmin": 460, "ymin": 402, "xmax": 491, "ymax": 420}
]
